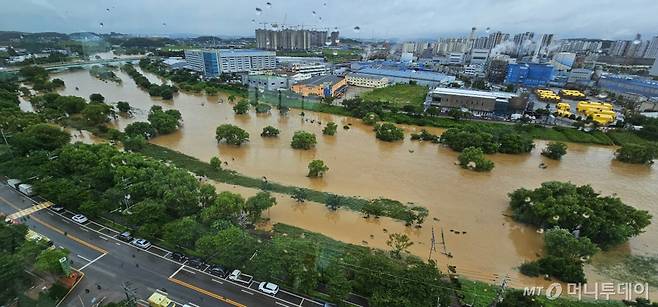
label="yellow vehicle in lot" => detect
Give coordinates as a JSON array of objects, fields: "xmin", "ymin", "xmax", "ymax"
[
  {"xmin": 556, "ymin": 109, "xmax": 572, "ymax": 118},
  {"xmin": 535, "ymin": 89, "xmax": 561, "ymax": 102},
  {"xmin": 556, "ymin": 102, "xmax": 571, "ymax": 111},
  {"xmin": 576, "ymin": 101, "xmax": 612, "ymax": 113},
  {"xmin": 559, "ymin": 89, "xmax": 586, "ymax": 99},
  {"xmin": 591, "ymin": 113, "xmax": 615, "ymax": 125}
]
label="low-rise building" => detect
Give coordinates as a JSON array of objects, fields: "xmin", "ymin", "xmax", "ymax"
[
  {"xmin": 425, "ymin": 88, "xmax": 528, "ymax": 115},
  {"xmin": 291, "ymin": 75, "xmax": 347, "ymax": 98},
  {"xmin": 598, "ymin": 74, "xmax": 658, "ymax": 99},
  {"xmin": 567, "ymin": 68, "xmax": 594, "ymax": 86},
  {"xmin": 345, "ymin": 73, "xmax": 389, "ymax": 88}
]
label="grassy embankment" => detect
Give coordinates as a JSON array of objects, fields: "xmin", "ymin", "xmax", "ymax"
[{"xmin": 139, "ymin": 143, "xmax": 419, "ymax": 222}]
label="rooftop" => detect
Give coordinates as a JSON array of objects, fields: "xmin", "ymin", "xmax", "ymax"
[
  {"xmin": 431, "ymin": 88, "xmax": 518, "ymax": 100},
  {"xmin": 357, "ymin": 67, "xmax": 454, "ymax": 82},
  {"xmin": 347, "ymin": 72, "xmax": 387, "ymax": 80},
  {"xmin": 296, "ymin": 74, "xmax": 343, "ymax": 86}
]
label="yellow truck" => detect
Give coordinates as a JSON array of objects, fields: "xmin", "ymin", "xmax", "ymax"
[
  {"xmin": 148, "ymin": 291, "xmax": 176, "ymax": 307},
  {"xmin": 559, "ymin": 89, "xmax": 586, "ymax": 99},
  {"xmin": 576, "ymin": 101, "xmax": 612, "ymax": 113},
  {"xmin": 535, "ymin": 89, "xmax": 561, "ymax": 102},
  {"xmin": 591, "ymin": 114, "xmax": 615, "ymax": 125}
]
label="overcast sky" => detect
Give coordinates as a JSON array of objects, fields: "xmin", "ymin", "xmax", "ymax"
[{"xmin": 2, "ymin": 0, "xmax": 657, "ymax": 40}]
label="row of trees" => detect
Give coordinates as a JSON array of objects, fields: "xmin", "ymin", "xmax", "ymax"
[
  {"xmin": 122, "ymin": 64, "xmax": 177, "ymax": 99},
  {"xmin": 18, "ymin": 66, "xmax": 65, "ymax": 92},
  {"xmin": 440, "ymin": 126, "xmax": 535, "ymax": 154},
  {"xmin": 509, "ymin": 181, "xmax": 652, "ymax": 282}
]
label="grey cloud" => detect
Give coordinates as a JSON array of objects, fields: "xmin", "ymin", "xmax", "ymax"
[{"xmin": 0, "ymin": 0, "xmax": 656, "ymax": 40}]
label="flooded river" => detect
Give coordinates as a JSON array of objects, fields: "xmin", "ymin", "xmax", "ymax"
[{"xmin": 52, "ymin": 68, "xmax": 657, "ymax": 293}]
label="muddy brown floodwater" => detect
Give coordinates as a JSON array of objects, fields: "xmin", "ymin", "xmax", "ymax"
[{"xmin": 53, "ymin": 68, "xmax": 657, "ymax": 295}]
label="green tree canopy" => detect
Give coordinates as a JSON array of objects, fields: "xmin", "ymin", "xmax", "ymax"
[
  {"xmin": 89, "ymin": 93, "xmax": 105, "ymax": 103},
  {"xmin": 458, "ymin": 147, "xmax": 495, "ymax": 172},
  {"xmin": 291, "ymin": 131, "xmax": 317, "ymax": 150},
  {"xmin": 195, "ymin": 226, "xmax": 258, "ymax": 268},
  {"xmin": 215, "ymin": 124, "xmax": 250, "ymax": 145},
  {"xmin": 233, "ymin": 100, "xmax": 250, "ymax": 114},
  {"xmin": 261, "ymin": 125, "xmax": 280, "ymax": 137},
  {"xmin": 615, "ymin": 143, "xmax": 657, "ymax": 164},
  {"xmin": 322, "ymin": 122, "xmax": 338, "ymax": 136},
  {"xmin": 163, "ymin": 217, "xmax": 203, "ymax": 249},
  {"xmin": 307, "ymin": 160, "xmax": 329, "ymax": 177},
  {"xmin": 244, "ymin": 191, "xmax": 277, "ymax": 224},
  {"xmin": 374, "ymin": 122, "xmax": 404, "ymax": 142},
  {"xmin": 12, "ymin": 123, "xmax": 71, "ymax": 153},
  {"xmin": 542, "ymin": 142, "xmax": 568, "ymax": 160},
  {"xmin": 509, "ymin": 181, "xmax": 652, "ymax": 248}
]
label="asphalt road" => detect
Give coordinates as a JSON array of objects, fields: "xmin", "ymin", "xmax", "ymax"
[{"xmin": 0, "ymin": 183, "xmax": 332, "ymax": 307}]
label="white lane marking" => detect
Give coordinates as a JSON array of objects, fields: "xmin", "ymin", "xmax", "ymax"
[
  {"xmin": 63, "ymin": 220, "xmax": 71, "ymax": 224},
  {"xmin": 115, "ymin": 242, "xmax": 121, "ymax": 246},
  {"xmin": 181, "ymin": 268, "xmax": 196, "ymax": 275},
  {"xmin": 169, "ymin": 265, "xmax": 185, "ymax": 279},
  {"xmin": 79, "ymin": 253, "xmax": 106, "ymax": 271},
  {"xmin": 240, "ymin": 289, "xmax": 254, "ymax": 295},
  {"xmin": 211, "ymin": 278, "xmax": 224, "ymax": 285},
  {"xmin": 275, "ymin": 302, "xmax": 294, "ymax": 307},
  {"xmin": 99, "ymin": 236, "xmax": 108, "ymax": 241},
  {"xmin": 81, "ymin": 228, "xmax": 89, "ymax": 232},
  {"xmin": 77, "ymin": 254, "xmax": 92, "ymax": 262},
  {"xmin": 47, "ymin": 212, "xmax": 54, "ymax": 216}
]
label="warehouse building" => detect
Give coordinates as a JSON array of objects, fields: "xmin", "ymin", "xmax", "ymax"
[{"xmin": 425, "ymin": 88, "xmax": 528, "ymax": 115}]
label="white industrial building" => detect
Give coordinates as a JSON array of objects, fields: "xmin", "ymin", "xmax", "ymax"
[{"xmin": 184, "ymin": 49, "xmax": 276, "ymax": 77}]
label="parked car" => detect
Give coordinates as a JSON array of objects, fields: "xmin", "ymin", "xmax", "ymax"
[
  {"xmin": 50, "ymin": 204, "xmax": 65, "ymax": 212},
  {"xmin": 118, "ymin": 231, "xmax": 133, "ymax": 242},
  {"xmin": 170, "ymin": 252, "xmax": 188, "ymax": 263},
  {"xmin": 208, "ymin": 265, "xmax": 228, "ymax": 277},
  {"xmin": 228, "ymin": 270, "xmax": 253, "ymax": 284},
  {"xmin": 7, "ymin": 179, "xmax": 21, "ymax": 189},
  {"xmin": 18, "ymin": 184, "xmax": 35, "ymax": 196},
  {"xmin": 131, "ymin": 238, "xmax": 151, "ymax": 249},
  {"xmin": 186, "ymin": 258, "xmax": 206, "ymax": 269},
  {"xmin": 258, "ymin": 282, "xmax": 279, "ymax": 295},
  {"xmin": 71, "ymin": 214, "xmax": 88, "ymax": 224}
]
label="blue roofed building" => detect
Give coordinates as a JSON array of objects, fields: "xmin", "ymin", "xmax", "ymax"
[
  {"xmin": 598, "ymin": 75, "xmax": 658, "ymax": 99},
  {"xmin": 504, "ymin": 63, "xmax": 554, "ymax": 87}
]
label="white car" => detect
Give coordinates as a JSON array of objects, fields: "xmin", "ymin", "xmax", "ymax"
[
  {"xmin": 131, "ymin": 238, "xmax": 152, "ymax": 249},
  {"xmin": 71, "ymin": 214, "xmax": 88, "ymax": 224},
  {"xmin": 50, "ymin": 204, "xmax": 65, "ymax": 212},
  {"xmin": 258, "ymin": 282, "xmax": 279, "ymax": 295}
]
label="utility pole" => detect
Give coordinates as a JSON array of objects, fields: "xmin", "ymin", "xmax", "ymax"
[
  {"xmin": 121, "ymin": 282, "xmax": 138, "ymax": 307},
  {"xmin": 428, "ymin": 225, "xmax": 438, "ymax": 261},
  {"xmin": 489, "ymin": 274, "xmax": 511, "ymax": 307}
]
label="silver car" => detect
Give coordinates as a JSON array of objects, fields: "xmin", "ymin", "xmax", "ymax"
[{"xmin": 131, "ymin": 238, "xmax": 151, "ymax": 249}]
